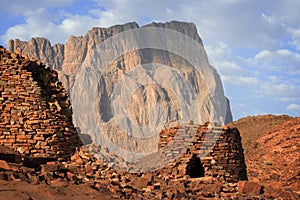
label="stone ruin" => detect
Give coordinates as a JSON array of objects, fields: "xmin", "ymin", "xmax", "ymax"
[
  {"xmin": 0, "ymin": 46, "xmax": 249, "ymax": 198},
  {"xmin": 0, "ymin": 46, "xmax": 81, "ymax": 161},
  {"xmin": 157, "ymin": 124, "xmax": 248, "ymax": 182}
]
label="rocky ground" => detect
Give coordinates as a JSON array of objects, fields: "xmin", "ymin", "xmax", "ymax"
[
  {"xmin": 0, "ymin": 145, "xmax": 242, "ymax": 200},
  {"xmin": 0, "ymin": 115, "xmax": 299, "ymax": 199},
  {"xmin": 228, "ymin": 114, "xmax": 293, "ymax": 155},
  {"xmin": 229, "ymin": 115, "xmax": 300, "ymax": 199}
]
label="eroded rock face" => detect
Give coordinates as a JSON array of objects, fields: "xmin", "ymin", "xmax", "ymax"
[{"xmin": 8, "ymin": 21, "xmax": 232, "ymax": 157}]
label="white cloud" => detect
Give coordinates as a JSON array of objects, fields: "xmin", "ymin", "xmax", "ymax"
[
  {"xmin": 248, "ymin": 49, "xmax": 300, "ymax": 75},
  {"xmin": 178, "ymin": 1, "xmax": 291, "ymax": 49},
  {"xmin": 1, "ymin": 8, "xmax": 105, "ymax": 44},
  {"xmin": 254, "ymin": 50, "xmax": 271, "ymax": 60},
  {"xmin": 0, "ymin": 0, "xmax": 75, "ymax": 15},
  {"xmin": 222, "ymin": 75, "xmax": 260, "ymax": 85},
  {"xmin": 205, "ymin": 42, "xmax": 243, "ymax": 76},
  {"xmin": 288, "ymin": 28, "xmax": 300, "ymax": 50},
  {"xmin": 277, "ymin": 97, "xmax": 300, "ymax": 102},
  {"xmin": 287, "ymin": 104, "xmax": 300, "ymax": 112},
  {"xmin": 2, "ymin": 0, "xmax": 300, "ymax": 50},
  {"xmin": 258, "ymin": 82, "xmax": 300, "ymax": 99}
]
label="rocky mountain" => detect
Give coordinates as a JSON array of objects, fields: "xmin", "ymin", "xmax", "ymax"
[
  {"xmin": 8, "ymin": 21, "xmax": 232, "ymax": 159},
  {"xmin": 229, "ymin": 115, "xmax": 300, "ymax": 198}
]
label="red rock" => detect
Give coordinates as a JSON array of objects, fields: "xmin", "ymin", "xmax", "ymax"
[
  {"xmin": 130, "ymin": 177, "xmax": 150, "ymax": 190},
  {"xmin": 238, "ymin": 181, "xmax": 263, "ymax": 195},
  {"xmin": 27, "ymin": 173, "xmax": 39, "ymax": 185},
  {"xmin": 277, "ymin": 191, "xmax": 299, "ymax": 199},
  {"xmin": 141, "ymin": 173, "xmax": 153, "ymax": 183},
  {"xmin": 66, "ymin": 171, "xmax": 77, "ymax": 182},
  {"xmin": 94, "ymin": 179, "xmax": 109, "ymax": 189},
  {"xmin": 41, "ymin": 163, "xmax": 63, "ymax": 175},
  {"xmin": 0, "ymin": 160, "xmax": 10, "ymax": 171},
  {"xmin": 50, "ymin": 179, "xmax": 68, "ymax": 187},
  {"xmin": 70, "ymin": 154, "xmax": 83, "ymax": 165},
  {"xmin": 68, "ymin": 165, "xmax": 85, "ymax": 175},
  {"xmin": 189, "ymin": 180, "xmax": 201, "ymax": 190},
  {"xmin": 85, "ymin": 165, "xmax": 94, "ymax": 176},
  {"xmin": 203, "ymin": 183, "xmax": 222, "ymax": 194}
]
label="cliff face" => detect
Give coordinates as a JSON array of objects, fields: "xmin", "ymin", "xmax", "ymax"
[{"xmin": 8, "ymin": 21, "xmax": 232, "ymax": 155}]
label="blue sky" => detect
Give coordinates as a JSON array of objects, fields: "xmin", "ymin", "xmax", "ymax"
[{"xmin": 0, "ymin": 0, "xmax": 299, "ymax": 120}]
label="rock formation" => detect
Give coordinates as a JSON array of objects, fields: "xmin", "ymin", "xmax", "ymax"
[{"xmin": 8, "ymin": 21, "xmax": 232, "ymax": 164}]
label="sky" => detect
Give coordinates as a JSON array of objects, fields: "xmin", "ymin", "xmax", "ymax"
[{"xmin": 0, "ymin": 0, "xmax": 299, "ymax": 120}]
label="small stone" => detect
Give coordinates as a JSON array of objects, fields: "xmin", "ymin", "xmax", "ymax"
[
  {"xmin": 27, "ymin": 173, "xmax": 39, "ymax": 185},
  {"xmin": 17, "ymin": 147, "xmax": 25, "ymax": 154},
  {"xmin": 50, "ymin": 179, "xmax": 68, "ymax": 187},
  {"xmin": 0, "ymin": 160, "xmax": 10, "ymax": 171},
  {"xmin": 142, "ymin": 187, "xmax": 151, "ymax": 192},
  {"xmin": 66, "ymin": 171, "xmax": 77, "ymax": 182},
  {"xmin": 70, "ymin": 154, "xmax": 83, "ymax": 165},
  {"xmin": 238, "ymin": 181, "xmax": 263, "ymax": 196}
]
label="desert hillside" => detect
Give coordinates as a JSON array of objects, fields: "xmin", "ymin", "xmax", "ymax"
[
  {"xmin": 229, "ymin": 115, "xmax": 300, "ymax": 198},
  {"xmin": 228, "ymin": 114, "xmax": 293, "ymax": 154}
]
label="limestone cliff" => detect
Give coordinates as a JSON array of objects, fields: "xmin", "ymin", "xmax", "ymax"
[{"xmin": 8, "ymin": 21, "xmax": 232, "ymax": 157}]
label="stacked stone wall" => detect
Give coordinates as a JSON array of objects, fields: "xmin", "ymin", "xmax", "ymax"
[
  {"xmin": 0, "ymin": 46, "xmax": 81, "ymax": 160},
  {"xmin": 158, "ymin": 123, "xmax": 248, "ymax": 182}
]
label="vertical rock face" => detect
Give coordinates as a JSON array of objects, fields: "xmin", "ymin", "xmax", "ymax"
[
  {"xmin": 8, "ymin": 38, "xmax": 65, "ymax": 71},
  {"xmin": 8, "ymin": 21, "xmax": 232, "ymax": 155}
]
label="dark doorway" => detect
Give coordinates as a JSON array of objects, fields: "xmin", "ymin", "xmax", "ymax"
[{"xmin": 186, "ymin": 154, "xmax": 205, "ymax": 178}]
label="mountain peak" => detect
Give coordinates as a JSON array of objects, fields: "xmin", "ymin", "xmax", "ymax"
[{"xmin": 8, "ymin": 21, "xmax": 233, "ymax": 156}]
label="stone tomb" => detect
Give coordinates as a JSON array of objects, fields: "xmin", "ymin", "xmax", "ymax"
[
  {"xmin": 0, "ymin": 46, "xmax": 81, "ymax": 161},
  {"xmin": 157, "ymin": 123, "xmax": 248, "ymax": 182}
]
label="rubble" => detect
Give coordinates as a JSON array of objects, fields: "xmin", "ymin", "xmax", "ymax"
[{"xmin": 0, "ymin": 124, "xmax": 249, "ymax": 199}]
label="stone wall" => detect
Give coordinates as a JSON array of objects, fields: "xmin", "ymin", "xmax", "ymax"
[
  {"xmin": 0, "ymin": 46, "xmax": 81, "ymax": 160},
  {"xmin": 158, "ymin": 123, "xmax": 248, "ymax": 182}
]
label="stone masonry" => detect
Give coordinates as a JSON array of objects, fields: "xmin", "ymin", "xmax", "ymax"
[
  {"xmin": 157, "ymin": 123, "xmax": 248, "ymax": 182},
  {"xmin": 0, "ymin": 46, "xmax": 81, "ymax": 160}
]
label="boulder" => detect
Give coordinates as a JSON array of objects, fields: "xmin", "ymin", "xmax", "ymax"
[{"xmin": 238, "ymin": 181, "xmax": 263, "ymax": 196}]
